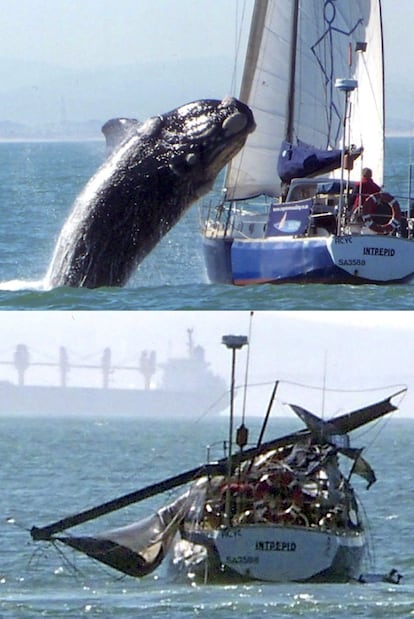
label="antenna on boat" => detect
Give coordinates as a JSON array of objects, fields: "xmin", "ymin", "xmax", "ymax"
[
  {"xmin": 335, "ymin": 76, "xmax": 358, "ymax": 235},
  {"xmin": 222, "ymin": 333, "xmax": 248, "ymax": 525}
]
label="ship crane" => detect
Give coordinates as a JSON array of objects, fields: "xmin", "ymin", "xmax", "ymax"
[{"xmin": 0, "ymin": 344, "xmax": 158, "ymax": 388}]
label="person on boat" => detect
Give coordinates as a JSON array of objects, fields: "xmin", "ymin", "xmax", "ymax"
[{"xmin": 351, "ymin": 167, "xmax": 381, "ymax": 212}]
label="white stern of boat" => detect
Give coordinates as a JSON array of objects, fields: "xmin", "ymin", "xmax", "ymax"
[
  {"xmin": 213, "ymin": 525, "xmax": 365, "ymax": 582},
  {"xmin": 328, "ymin": 235, "xmax": 414, "ymax": 282}
]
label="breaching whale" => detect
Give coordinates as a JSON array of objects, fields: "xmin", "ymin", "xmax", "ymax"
[{"xmin": 45, "ymin": 97, "xmax": 255, "ymax": 288}]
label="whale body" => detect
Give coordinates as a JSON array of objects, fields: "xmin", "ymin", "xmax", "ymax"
[{"xmin": 46, "ymin": 97, "xmax": 255, "ymax": 288}]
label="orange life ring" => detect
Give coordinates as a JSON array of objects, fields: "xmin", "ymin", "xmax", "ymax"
[{"xmin": 362, "ymin": 192, "xmax": 401, "ymax": 234}]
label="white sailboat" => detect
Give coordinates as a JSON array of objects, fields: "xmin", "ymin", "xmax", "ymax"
[
  {"xmin": 201, "ymin": 0, "xmax": 414, "ymax": 285},
  {"xmin": 30, "ymin": 333, "xmax": 405, "ymax": 583}
]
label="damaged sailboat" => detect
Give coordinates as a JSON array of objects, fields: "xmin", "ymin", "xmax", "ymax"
[{"xmin": 30, "ymin": 336, "xmax": 405, "ymax": 583}]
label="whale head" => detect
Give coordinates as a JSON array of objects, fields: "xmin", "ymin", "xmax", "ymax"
[
  {"xmin": 104, "ymin": 97, "xmax": 255, "ymax": 198},
  {"xmin": 137, "ymin": 97, "xmax": 255, "ymax": 199}
]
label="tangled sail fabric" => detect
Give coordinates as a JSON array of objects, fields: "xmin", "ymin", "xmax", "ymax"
[{"xmin": 56, "ymin": 495, "xmax": 189, "ymax": 577}]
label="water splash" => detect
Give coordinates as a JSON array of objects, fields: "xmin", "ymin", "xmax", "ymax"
[{"xmin": 0, "ymin": 279, "xmax": 48, "ymax": 292}]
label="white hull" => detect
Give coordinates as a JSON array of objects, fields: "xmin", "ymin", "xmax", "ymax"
[
  {"xmin": 177, "ymin": 524, "xmax": 365, "ymax": 583},
  {"xmin": 329, "ymin": 234, "xmax": 414, "ymax": 282}
]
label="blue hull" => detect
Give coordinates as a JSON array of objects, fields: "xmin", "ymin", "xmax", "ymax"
[
  {"xmin": 203, "ymin": 237, "xmax": 234, "ymax": 284},
  {"xmin": 202, "ymin": 236, "xmax": 414, "ymax": 285},
  {"xmin": 203, "ymin": 237, "xmax": 354, "ymax": 285},
  {"xmin": 231, "ymin": 237, "xmax": 344, "ymax": 284}
]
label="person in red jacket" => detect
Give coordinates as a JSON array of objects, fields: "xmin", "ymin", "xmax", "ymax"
[{"xmin": 352, "ymin": 167, "xmax": 381, "ymax": 210}]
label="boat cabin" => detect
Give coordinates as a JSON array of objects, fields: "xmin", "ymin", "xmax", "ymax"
[{"xmin": 203, "ymin": 176, "xmax": 413, "ymax": 242}]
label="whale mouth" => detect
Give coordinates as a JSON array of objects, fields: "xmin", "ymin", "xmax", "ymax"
[{"xmin": 220, "ymin": 96, "xmax": 256, "ymax": 136}]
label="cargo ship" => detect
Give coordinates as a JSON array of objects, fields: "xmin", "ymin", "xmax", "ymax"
[{"xmin": 0, "ymin": 330, "xmax": 228, "ymax": 417}]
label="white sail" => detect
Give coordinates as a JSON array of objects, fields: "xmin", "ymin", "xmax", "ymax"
[
  {"xmin": 348, "ymin": 1, "xmax": 384, "ymax": 184},
  {"xmin": 225, "ymin": 0, "xmax": 384, "ymax": 200}
]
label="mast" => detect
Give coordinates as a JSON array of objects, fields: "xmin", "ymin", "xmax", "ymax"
[
  {"xmin": 379, "ymin": 0, "xmax": 385, "ymax": 180},
  {"xmin": 238, "ymin": 0, "xmax": 269, "ymax": 104},
  {"xmin": 285, "ymin": 0, "xmax": 300, "ymax": 144},
  {"xmin": 224, "ymin": 0, "xmax": 268, "ymax": 194},
  {"xmin": 222, "ymin": 334, "xmax": 248, "ymax": 525}
]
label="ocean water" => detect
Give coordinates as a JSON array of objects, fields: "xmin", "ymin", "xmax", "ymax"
[
  {"xmin": 0, "ymin": 138, "xmax": 414, "ymax": 310},
  {"xmin": 1, "ymin": 415, "xmax": 413, "ymax": 618}
]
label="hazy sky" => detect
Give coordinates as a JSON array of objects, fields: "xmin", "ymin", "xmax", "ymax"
[
  {"xmin": 0, "ymin": 1, "xmax": 411, "ymax": 129},
  {"xmin": 0, "ymin": 1, "xmax": 410, "ymax": 83},
  {"xmin": 0, "ymin": 310, "xmax": 411, "ymax": 419},
  {"xmin": 0, "ymin": 0, "xmax": 246, "ymax": 67}
]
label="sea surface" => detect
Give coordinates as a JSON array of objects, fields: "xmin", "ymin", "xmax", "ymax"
[
  {"xmin": 0, "ymin": 137, "xmax": 414, "ymax": 310},
  {"xmin": 1, "ymin": 414, "xmax": 413, "ymax": 618}
]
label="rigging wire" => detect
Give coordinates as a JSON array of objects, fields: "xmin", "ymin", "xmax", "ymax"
[
  {"xmin": 356, "ymin": 495, "xmax": 376, "ymax": 573},
  {"xmin": 223, "ymin": 0, "xmax": 253, "ymax": 197},
  {"xmin": 350, "ymin": 408, "xmax": 396, "ymax": 449},
  {"xmin": 230, "ymin": 0, "xmax": 250, "ymax": 95},
  {"xmin": 241, "ymin": 377, "xmax": 407, "ymax": 397},
  {"xmin": 46, "ymin": 540, "xmax": 128, "ymax": 582},
  {"xmin": 50, "ymin": 542, "xmax": 86, "ymax": 579}
]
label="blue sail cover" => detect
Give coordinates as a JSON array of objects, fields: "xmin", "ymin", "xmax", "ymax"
[{"xmin": 278, "ymin": 140, "xmax": 345, "ymax": 184}]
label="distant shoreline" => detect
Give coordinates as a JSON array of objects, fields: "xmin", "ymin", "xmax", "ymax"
[
  {"xmin": 0, "ymin": 136, "xmax": 104, "ymax": 144},
  {"xmin": 385, "ymin": 132, "xmax": 414, "ymax": 138},
  {"xmin": 0, "ymin": 133, "xmax": 410, "ymax": 143}
]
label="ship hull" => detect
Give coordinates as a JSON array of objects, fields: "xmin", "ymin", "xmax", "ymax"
[
  {"xmin": 176, "ymin": 524, "xmax": 365, "ymax": 583},
  {"xmin": 0, "ymin": 383, "xmax": 226, "ymax": 417},
  {"xmin": 203, "ymin": 234, "xmax": 414, "ymax": 285}
]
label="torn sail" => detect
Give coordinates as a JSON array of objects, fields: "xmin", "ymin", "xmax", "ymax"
[{"xmin": 57, "ymin": 494, "xmax": 188, "ymax": 577}]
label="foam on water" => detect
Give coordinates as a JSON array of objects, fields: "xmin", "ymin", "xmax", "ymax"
[{"xmin": 0, "ymin": 279, "xmax": 47, "ymax": 292}]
